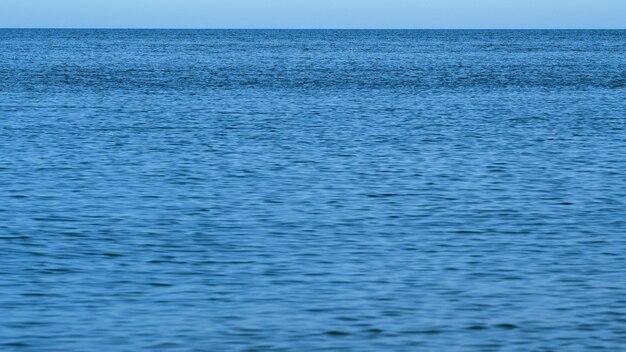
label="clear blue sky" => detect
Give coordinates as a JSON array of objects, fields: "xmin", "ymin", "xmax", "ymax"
[{"xmin": 1, "ymin": 0, "xmax": 625, "ymax": 29}]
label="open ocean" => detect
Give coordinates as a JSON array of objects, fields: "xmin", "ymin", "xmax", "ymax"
[{"xmin": 1, "ymin": 30, "xmax": 626, "ymax": 351}]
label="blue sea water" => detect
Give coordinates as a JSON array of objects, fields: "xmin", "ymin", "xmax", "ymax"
[{"xmin": 1, "ymin": 29, "xmax": 626, "ymax": 351}]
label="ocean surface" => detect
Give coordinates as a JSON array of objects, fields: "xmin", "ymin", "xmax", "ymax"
[{"xmin": 1, "ymin": 29, "xmax": 626, "ymax": 351}]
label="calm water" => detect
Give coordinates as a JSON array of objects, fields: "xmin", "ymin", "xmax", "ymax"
[{"xmin": 1, "ymin": 30, "xmax": 626, "ymax": 351}]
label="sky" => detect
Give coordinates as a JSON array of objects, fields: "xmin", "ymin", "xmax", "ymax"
[{"xmin": 1, "ymin": 0, "xmax": 625, "ymax": 29}]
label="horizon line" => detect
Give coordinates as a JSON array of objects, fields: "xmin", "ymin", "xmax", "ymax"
[{"xmin": 1, "ymin": 27, "xmax": 625, "ymax": 30}]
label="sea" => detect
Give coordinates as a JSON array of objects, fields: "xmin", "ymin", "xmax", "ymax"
[{"xmin": 1, "ymin": 29, "xmax": 625, "ymax": 351}]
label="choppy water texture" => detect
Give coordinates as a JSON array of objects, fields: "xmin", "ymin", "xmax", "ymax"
[{"xmin": 1, "ymin": 30, "xmax": 626, "ymax": 351}]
